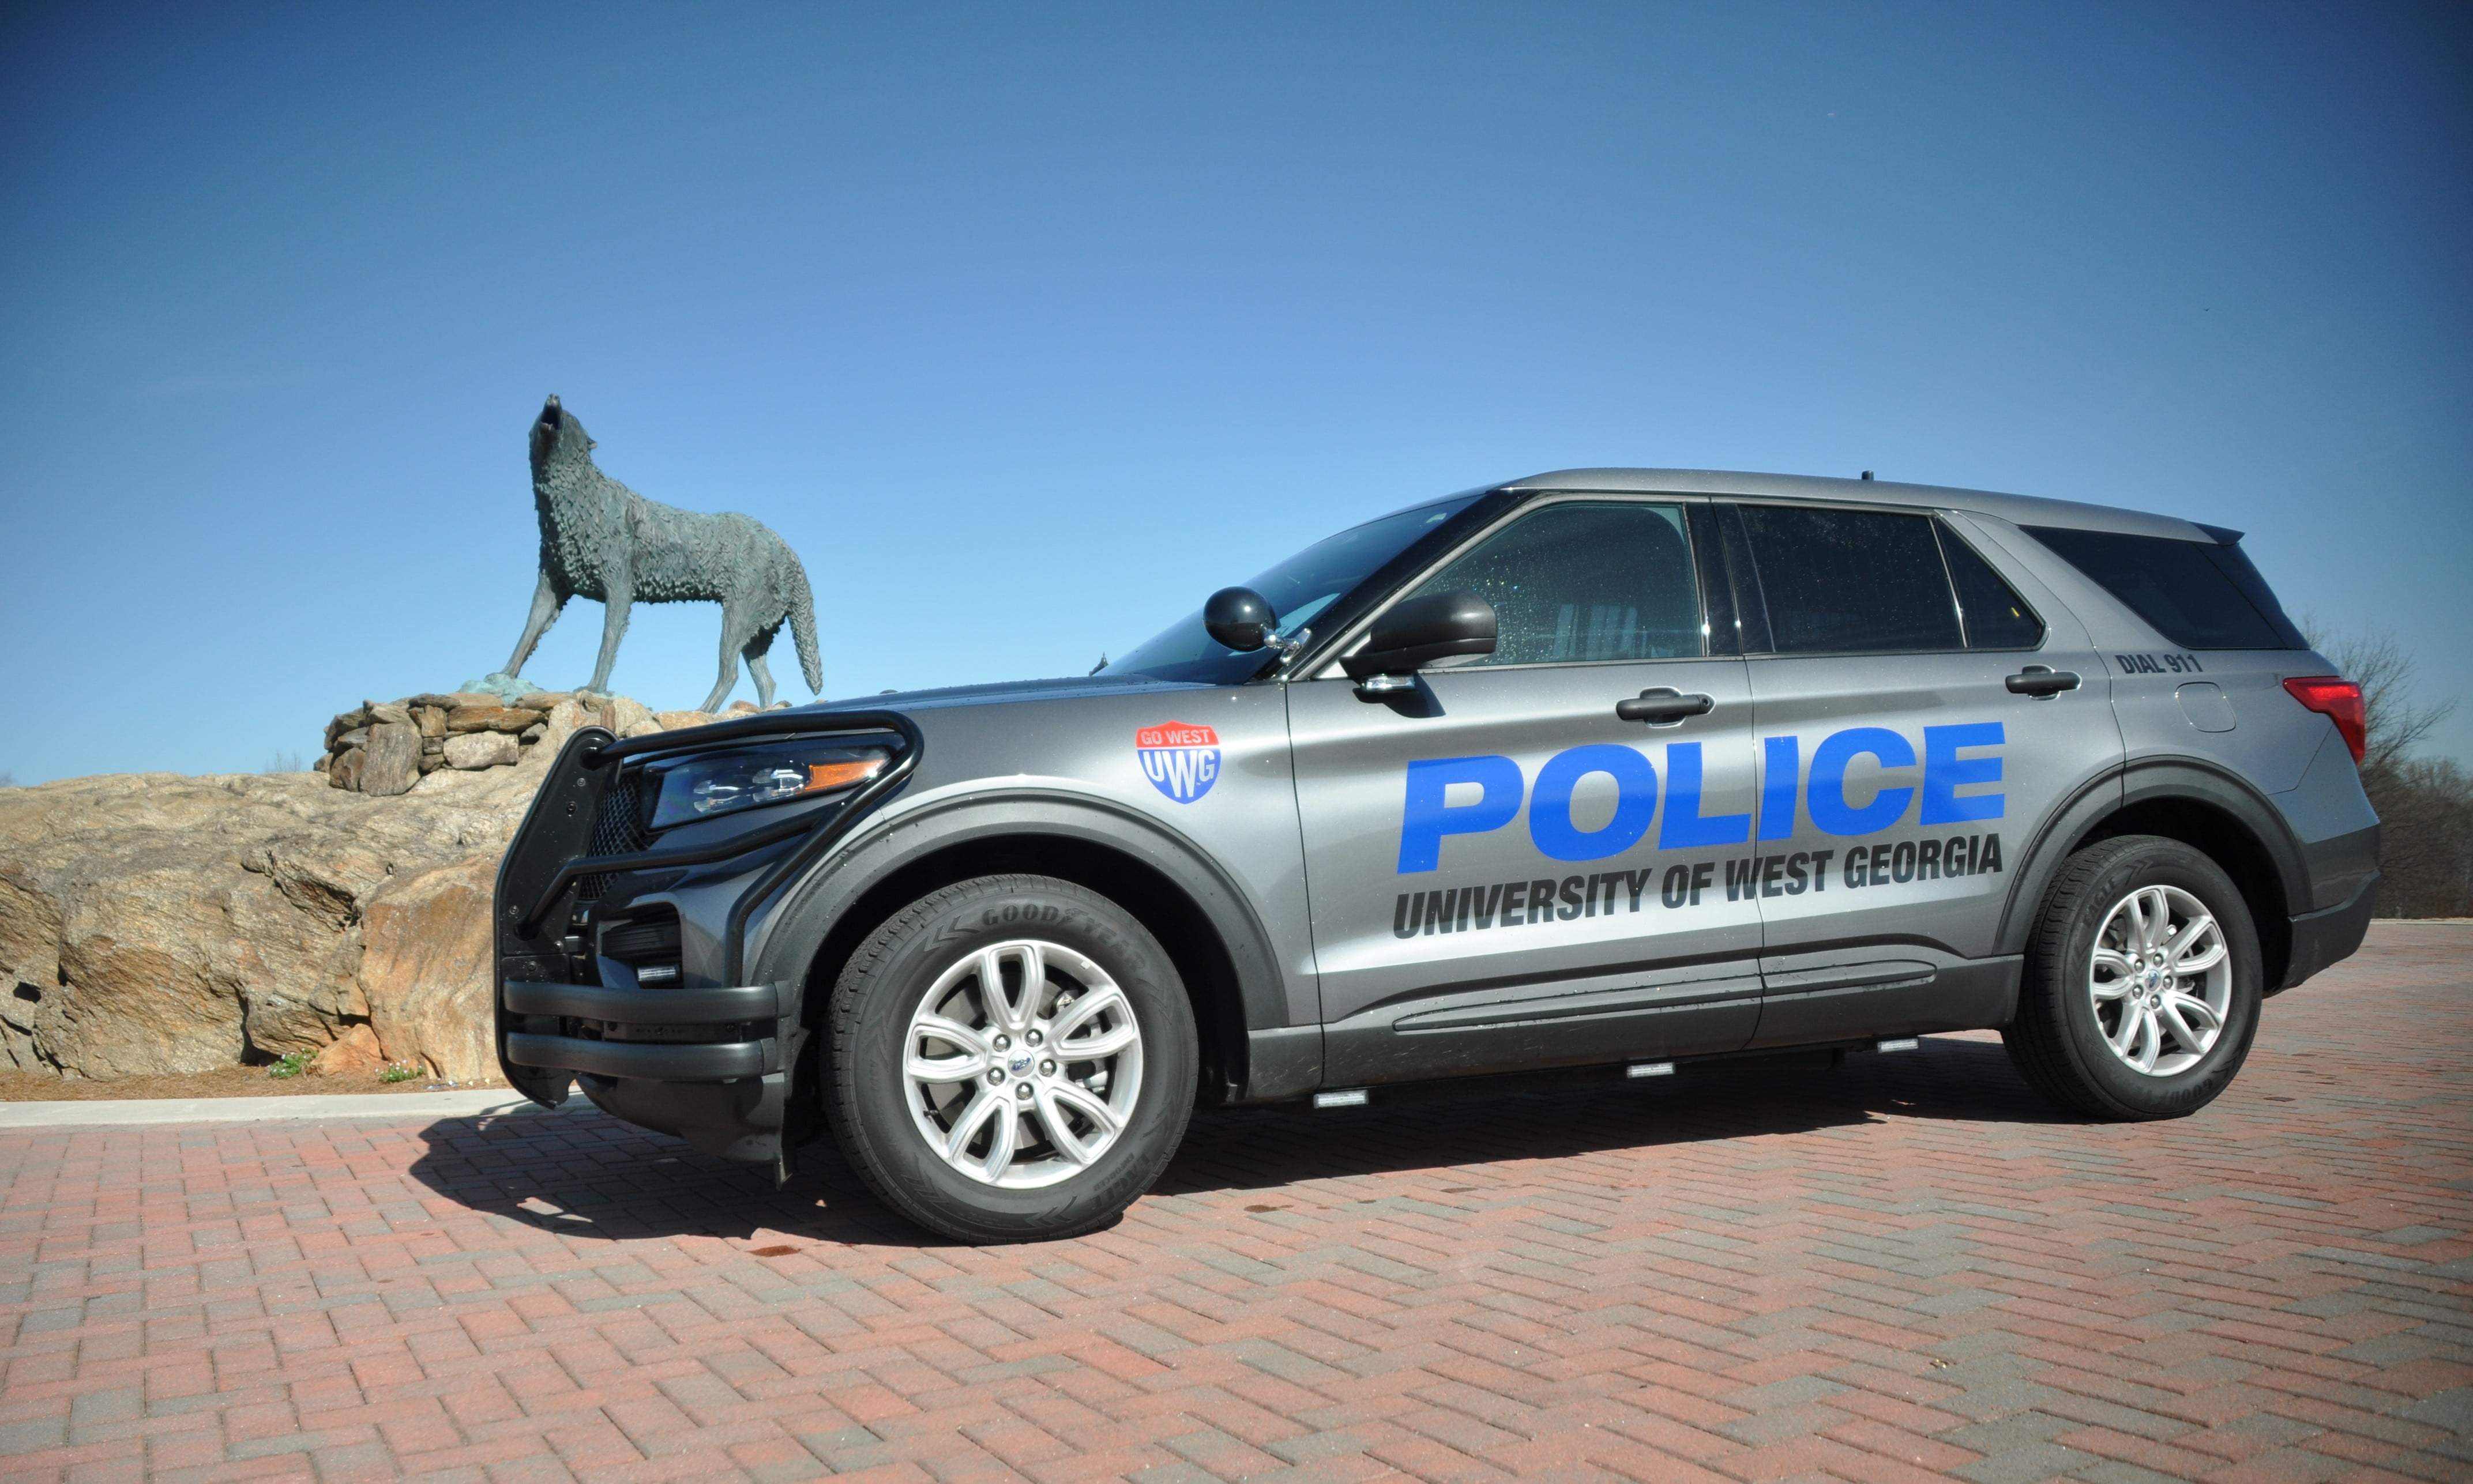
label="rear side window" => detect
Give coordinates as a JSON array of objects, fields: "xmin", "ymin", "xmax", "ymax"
[
  {"xmin": 1408, "ymin": 501, "xmax": 1704, "ymax": 664},
  {"xmin": 2022, "ymin": 526, "xmax": 2306, "ymax": 650},
  {"xmin": 1936, "ymin": 522, "xmax": 2046, "ymax": 649},
  {"xmin": 1737, "ymin": 505, "xmax": 1961, "ymax": 653}
]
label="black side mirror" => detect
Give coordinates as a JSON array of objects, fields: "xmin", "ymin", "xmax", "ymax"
[
  {"xmin": 1204, "ymin": 587, "xmax": 1279, "ymax": 652},
  {"xmin": 1342, "ymin": 590, "xmax": 1497, "ymax": 680}
]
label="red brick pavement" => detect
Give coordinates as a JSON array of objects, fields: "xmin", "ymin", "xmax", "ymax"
[{"xmin": 2, "ymin": 923, "xmax": 2468, "ymax": 1484}]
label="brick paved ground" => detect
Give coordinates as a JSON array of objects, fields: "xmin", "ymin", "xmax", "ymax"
[{"xmin": 2, "ymin": 924, "xmax": 2467, "ymax": 1484}]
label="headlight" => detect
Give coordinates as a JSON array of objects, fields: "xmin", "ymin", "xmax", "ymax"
[{"xmin": 645, "ymin": 742, "xmax": 888, "ymax": 830}]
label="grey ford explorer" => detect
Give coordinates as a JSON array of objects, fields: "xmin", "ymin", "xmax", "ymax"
[{"xmin": 495, "ymin": 469, "xmax": 2381, "ymax": 1242}]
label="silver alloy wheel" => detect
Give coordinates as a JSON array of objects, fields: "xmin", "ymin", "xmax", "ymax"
[
  {"xmin": 901, "ymin": 939, "xmax": 1144, "ymax": 1188},
  {"xmin": 2088, "ymin": 883, "xmax": 2232, "ymax": 1076}
]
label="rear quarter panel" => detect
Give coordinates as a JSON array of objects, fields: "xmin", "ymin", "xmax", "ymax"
[{"xmin": 1956, "ymin": 513, "xmax": 2328, "ymax": 797}]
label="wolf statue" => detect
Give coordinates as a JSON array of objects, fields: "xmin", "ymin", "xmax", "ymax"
[{"xmin": 501, "ymin": 396, "xmax": 824, "ymax": 713}]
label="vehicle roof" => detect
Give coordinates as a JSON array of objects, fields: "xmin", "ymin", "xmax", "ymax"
[{"xmin": 1497, "ymin": 468, "xmax": 2220, "ymax": 541}]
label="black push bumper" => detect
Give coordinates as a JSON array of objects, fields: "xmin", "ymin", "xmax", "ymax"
[
  {"xmin": 502, "ymin": 981, "xmax": 787, "ymax": 1082},
  {"xmin": 490, "ymin": 709, "xmax": 923, "ymax": 1163},
  {"xmin": 2282, "ymin": 870, "xmax": 2379, "ymax": 990}
]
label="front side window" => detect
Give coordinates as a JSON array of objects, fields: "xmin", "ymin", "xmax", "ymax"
[
  {"xmin": 1404, "ymin": 500, "xmax": 1704, "ymax": 666},
  {"xmin": 1738, "ymin": 505, "xmax": 1961, "ymax": 654}
]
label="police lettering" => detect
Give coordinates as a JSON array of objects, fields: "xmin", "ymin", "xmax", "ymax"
[{"xmin": 1398, "ymin": 725, "xmax": 2005, "ymax": 873}]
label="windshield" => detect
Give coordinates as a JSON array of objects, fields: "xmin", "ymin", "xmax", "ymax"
[{"xmin": 1102, "ymin": 494, "xmax": 1482, "ymax": 684}]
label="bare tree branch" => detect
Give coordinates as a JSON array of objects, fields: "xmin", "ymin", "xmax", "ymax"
[{"xmin": 2299, "ymin": 613, "xmax": 2472, "ymax": 914}]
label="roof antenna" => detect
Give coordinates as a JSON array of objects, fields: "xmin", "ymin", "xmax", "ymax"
[{"xmin": 1861, "ymin": 470, "xmax": 1874, "ymax": 480}]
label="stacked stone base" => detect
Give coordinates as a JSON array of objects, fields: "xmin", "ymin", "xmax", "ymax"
[{"xmin": 321, "ymin": 692, "xmax": 779, "ymax": 794}]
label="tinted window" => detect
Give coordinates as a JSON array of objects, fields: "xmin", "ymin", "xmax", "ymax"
[
  {"xmin": 1737, "ymin": 505, "xmax": 1961, "ymax": 653},
  {"xmin": 1936, "ymin": 523, "xmax": 2046, "ymax": 649},
  {"xmin": 1407, "ymin": 501, "xmax": 1703, "ymax": 665},
  {"xmin": 2022, "ymin": 526, "xmax": 2305, "ymax": 650},
  {"xmin": 1104, "ymin": 495, "xmax": 1480, "ymax": 683}
]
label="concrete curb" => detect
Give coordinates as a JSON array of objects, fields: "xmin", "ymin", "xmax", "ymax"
[{"xmin": 0, "ymin": 1090, "xmax": 592, "ymax": 1128}]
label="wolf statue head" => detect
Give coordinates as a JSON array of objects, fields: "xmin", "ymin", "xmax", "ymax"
[{"xmin": 528, "ymin": 394, "xmax": 599, "ymax": 488}]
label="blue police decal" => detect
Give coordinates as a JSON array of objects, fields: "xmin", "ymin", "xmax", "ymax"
[
  {"xmin": 1397, "ymin": 725, "xmax": 2005, "ymax": 872},
  {"xmin": 1137, "ymin": 722, "xmax": 1220, "ymax": 804}
]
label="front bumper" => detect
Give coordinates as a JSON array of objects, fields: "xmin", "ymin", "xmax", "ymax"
[
  {"xmin": 503, "ymin": 980, "xmax": 787, "ymax": 1080},
  {"xmin": 490, "ymin": 710, "xmax": 922, "ymax": 1163},
  {"xmin": 502, "ymin": 978, "xmax": 792, "ymax": 1157}
]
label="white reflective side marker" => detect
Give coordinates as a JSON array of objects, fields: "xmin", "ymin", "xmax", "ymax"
[
  {"xmin": 1313, "ymin": 1088, "xmax": 1369, "ymax": 1109},
  {"xmin": 1627, "ymin": 1061, "xmax": 1676, "ymax": 1079},
  {"xmin": 1877, "ymin": 1038, "xmax": 1920, "ymax": 1053}
]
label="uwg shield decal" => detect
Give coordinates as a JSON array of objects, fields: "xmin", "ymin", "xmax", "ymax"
[{"xmin": 1136, "ymin": 722, "xmax": 1220, "ymax": 804}]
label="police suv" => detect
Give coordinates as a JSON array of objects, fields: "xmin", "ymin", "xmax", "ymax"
[{"xmin": 495, "ymin": 470, "xmax": 2380, "ymax": 1242}]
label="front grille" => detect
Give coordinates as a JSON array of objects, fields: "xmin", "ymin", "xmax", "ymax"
[
  {"xmin": 600, "ymin": 914, "xmax": 681, "ymax": 959},
  {"xmin": 578, "ymin": 772, "xmax": 652, "ymax": 902}
]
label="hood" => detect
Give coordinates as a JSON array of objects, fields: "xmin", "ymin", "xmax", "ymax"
[{"xmin": 790, "ymin": 674, "xmax": 1215, "ymax": 716}]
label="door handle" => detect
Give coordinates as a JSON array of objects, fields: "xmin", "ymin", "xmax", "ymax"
[
  {"xmin": 2006, "ymin": 665, "xmax": 2082, "ymax": 698},
  {"xmin": 1615, "ymin": 687, "xmax": 1715, "ymax": 725}
]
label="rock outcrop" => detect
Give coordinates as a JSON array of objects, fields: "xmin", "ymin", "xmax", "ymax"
[
  {"xmin": 0, "ymin": 692, "xmax": 769, "ymax": 1083},
  {"xmin": 357, "ymin": 851, "xmax": 500, "ymax": 1084}
]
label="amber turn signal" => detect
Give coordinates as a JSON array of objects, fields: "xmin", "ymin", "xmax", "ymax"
[{"xmin": 805, "ymin": 757, "xmax": 886, "ymax": 793}]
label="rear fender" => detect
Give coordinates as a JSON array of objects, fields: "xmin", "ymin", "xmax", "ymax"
[{"xmin": 1996, "ymin": 757, "xmax": 2310, "ymax": 987}]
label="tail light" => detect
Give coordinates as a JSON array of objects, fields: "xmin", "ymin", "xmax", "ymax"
[{"xmin": 2283, "ymin": 677, "xmax": 2366, "ymax": 765}]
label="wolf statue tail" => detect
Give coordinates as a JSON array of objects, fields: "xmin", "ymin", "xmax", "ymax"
[{"xmin": 788, "ymin": 560, "xmax": 824, "ymax": 695}]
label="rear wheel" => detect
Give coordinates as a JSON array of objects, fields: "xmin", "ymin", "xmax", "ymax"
[
  {"xmin": 828, "ymin": 875, "xmax": 1196, "ymax": 1242},
  {"xmin": 2003, "ymin": 835, "xmax": 2262, "ymax": 1120}
]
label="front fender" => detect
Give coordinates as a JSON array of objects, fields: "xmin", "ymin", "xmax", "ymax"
[{"xmin": 743, "ymin": 785, "xmax": 1313, "ymax": 1098}]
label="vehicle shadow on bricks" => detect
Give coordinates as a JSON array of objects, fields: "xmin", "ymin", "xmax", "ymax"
[
  {"xmin": 401, "ymin": 1110, "xmax": 949, "ymax": 1248},
  {"xmin": 399, "ymin": 1035, "xmax": 2065, "ymax": 1245},
  {"xmin": 1158, "ymin": 1034, "xmax": 2068, "ymax": 1196}
]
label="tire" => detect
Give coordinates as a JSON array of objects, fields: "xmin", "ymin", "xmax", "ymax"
[
  {"xmin": 827, "ymin": 874, "xmax": 1197, "ymax": 1242},
  {"xmin": 2002, "ymin": 834, "xmax": 2262, "ymax": 1120}
]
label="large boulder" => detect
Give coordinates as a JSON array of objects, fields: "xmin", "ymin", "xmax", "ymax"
[
  {"xmin": 0, "ymin": 690, "xmax": 632, "ymax": 1080},
  {"xmin": 358, "ymin": 850, "xmax": 499, "ymax": 1081}
]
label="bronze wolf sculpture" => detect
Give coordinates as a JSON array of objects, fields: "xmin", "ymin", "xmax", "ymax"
[{"xmin": 502, "ymin": 396, "xmax": 823, "ymax": 712}]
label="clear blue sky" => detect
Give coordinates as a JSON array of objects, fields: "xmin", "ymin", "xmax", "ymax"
[{"xmin": 3, "ymin": 2, "xmax": 2467, "ymax": 784}]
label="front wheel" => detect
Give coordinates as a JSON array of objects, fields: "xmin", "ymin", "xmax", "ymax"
[
  {"xmin": 2003, "ymin": 834, "xmax": 2262, "ymax": 1120},
  {"xmin": 828, "ymin": 875, "xmax": 1197, "ymax": 1242}
]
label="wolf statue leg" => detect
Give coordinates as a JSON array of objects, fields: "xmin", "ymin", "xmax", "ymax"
[
  {"xmin": 504, "ymin": 569, "xmax": 566, "ymax": 678},
  {"xmin": 699, "ymin": 602, "xmax": 753, "ymax": 713},
  {"xmin": 588, "ymin": 579, "xmax": 632, "ymax": 696},
  {"xmin": 742, "ymin": 622, "xmax": 783, "ymax": 709}
]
